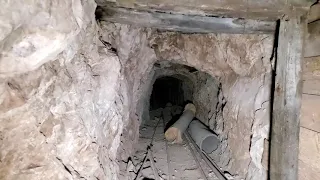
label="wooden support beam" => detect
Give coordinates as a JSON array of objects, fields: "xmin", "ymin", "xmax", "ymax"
[
  {"xmin": 96, "ymin": 0, "xmax": 313, "ymax": 21},
  {"xmin": 270, "ymin": 18, "xmax": 306, "ymax": 180},
  {"xmin": 97, "ymin": 6, "xmax": 276, "ymax": 34}
]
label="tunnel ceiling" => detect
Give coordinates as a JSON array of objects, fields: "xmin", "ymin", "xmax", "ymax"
[
  {"xmin": 149, "ymin": 62, "xmax": 198, "ymax": 110},
  {"xmin": 154, "ymin": 62, "xmax": 198, "ymax": 73}
]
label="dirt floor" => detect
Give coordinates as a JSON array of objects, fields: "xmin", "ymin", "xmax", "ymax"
[{"xmin": 127, "ymin": 104, "xmax": 222, "ymax": 180}]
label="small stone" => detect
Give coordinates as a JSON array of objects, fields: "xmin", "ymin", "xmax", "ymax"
[
  {"xmin": 160, "ymin": 173, "xmax": 167, "ymax": 179},
  {"xmin": 224, "ymin": 172, "xmax": 235, "ymax": 179},
  {"xmin": 127, "ymin": 160, "xmax": 136, "ymax": 173}
]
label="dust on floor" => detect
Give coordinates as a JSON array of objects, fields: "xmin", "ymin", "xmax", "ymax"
[{"xmin": 127, "ymin": 104, "xmax": 220, "ymax": 180}]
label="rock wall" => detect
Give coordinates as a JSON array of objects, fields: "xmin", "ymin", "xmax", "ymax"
[
  {"xmin": 192, "ymin": 72, "xmax": 220, "ymax": 127},
  {"xmin": 101, "ymin": 23, "xmax": 273, "ymax": 179},
  {"xmin": 0, "ymin": 1, "xmax": 128, "ymax": 179},
  {"xmin": 151, "ymin": 32, "xmax": 273, "ymax": 179}
]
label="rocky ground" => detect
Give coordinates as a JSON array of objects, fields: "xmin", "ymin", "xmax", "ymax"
[{"xmin": 124, "ymin": 104, "xmax": 221, "ymax": 180}]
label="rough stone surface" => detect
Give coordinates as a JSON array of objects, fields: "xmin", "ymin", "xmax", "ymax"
[
  {"xmin": 193, "ymin": 72, "xmax": 220, "ymax": 127},
  {"xmin": 0, "ymin": 0, "xmax": 96, "ymax": 77},
  {"xmin": 0, "ymin": 1, "xmax": 127, "ymax": 179},
  {"xmin": 101, "ymin": 22, "xmax": 273, "ymax": 179},
  {"xmin": 150, "ymin": 32, "xmax": 273, "ymax": 179},
  {"xmin": 0, "ymin": 1, "xmax": 273, "ymax": 179}
]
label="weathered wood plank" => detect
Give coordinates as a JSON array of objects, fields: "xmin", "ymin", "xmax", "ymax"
[
  {"xmin": 303, "ymin": 79, "xmax": 320, "ymax": 95},
  {"xmin": 97, "ymin": 6, "xmax": 276, "ymax": 34},
  {"xmin": 298, "ymin": 128, "xmax": 320, "ymax": 180},
  {"xmin": 270, "ymin": 18, "xmax": 305, "ymax": 180},
  {"xmin": 96, "ymin": 0, "xmax": 314, "ymax": 20},
  {"xmin": 302, "ymin": 56, "xmax": 320, "ymax": 95},
  {"xmin": 304, "ymin": 21, "xmax": 320, "ymax": 57},
  {"xmin": 300, "ymin": 94, "xmax": 320, "ymax": 132},
  {"xmin": 308, "ymin": 3, "xmax": 320, "ymax": 23}
]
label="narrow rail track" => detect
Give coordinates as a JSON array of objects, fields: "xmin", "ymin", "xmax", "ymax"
[{"xmin": 133, "ymin": 107, "xmax": 225, "ymax": 180}]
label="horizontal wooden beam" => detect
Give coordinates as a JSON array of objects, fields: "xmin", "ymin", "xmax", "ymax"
[
  {"xmin": 96, "ymin": 0, "xmax": 314, "ymax": 21},
  {"xmin": 97, "ymin": 6, "xmax": 276, "ymax": 34}
]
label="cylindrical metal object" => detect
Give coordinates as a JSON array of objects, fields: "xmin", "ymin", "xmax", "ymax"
[
  {"xmin": 188, "ymin": 120, "xmax": 219, "ymax": 154},
  {"xmin": 184, "ymin": 132, "xmax": 227, "ymax": 180},
  {"xmin": 165, "ymin": 103, "xmax": 196, "ymax": 143}
]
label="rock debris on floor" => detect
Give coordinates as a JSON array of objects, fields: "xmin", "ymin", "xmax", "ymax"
[{"xmin": 127, "ymin": 104, "xmax": 220, "ymax": 180}]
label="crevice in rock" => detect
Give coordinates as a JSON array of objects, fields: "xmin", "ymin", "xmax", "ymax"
[
  {"xmin": 56, "ymin": 157, "xmax": 87, "ymax": 179},
  {"xmin": 56, "ymin": 157, "xmax": 72, "ymax": 175}
]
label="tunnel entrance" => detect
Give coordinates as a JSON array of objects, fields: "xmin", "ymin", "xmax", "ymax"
[
  {"xmin": 150, "ymin": 77, "xmax": 184, "ymax": 110},
  {"xmin": 125, "ymin": 62, "xmax": 229, "ymax": 180},
  {"xmin": 96, "ymin": 23, "xmax": 273, "ymax": 180}
]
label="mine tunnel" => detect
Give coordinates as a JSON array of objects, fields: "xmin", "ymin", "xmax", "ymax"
[
  {"xmin": 125, "ymin": 62, "xmax": 227, "ymax": 180},
  {"xmin": 149, "ymin": 76, "xmax": 185, "ymax": 110},
  {"xmin": 5, "ymin": 0, "xmax": 315, "ymax": 179}
]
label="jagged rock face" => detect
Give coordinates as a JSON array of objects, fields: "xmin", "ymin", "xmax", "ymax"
[
  {"xmin": 0, "ymin": 0, "xmax": 127, "ymax": 179},
  {"xmin": 0, "ymin": 0, "xmax": 97, "ymax": 77},
  {"xmin": 1, "ymin": 1, "xmax": 272, "ymax": 180},
  {"xmin": 152, "ymin": 32, "xmax": 273, "ymax": 179},
  {"xmin": 101, "ymin": 23, "xmax": 273, "ymax": 179}
]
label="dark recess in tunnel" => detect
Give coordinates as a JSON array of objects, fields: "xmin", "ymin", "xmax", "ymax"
[{"xmin": 150, "ymin": 76, "xmax": 185, "ymax": 110}]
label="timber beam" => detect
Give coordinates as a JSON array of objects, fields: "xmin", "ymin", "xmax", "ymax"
[
  {"xmin": 96, "ymin": 0, "xmax": 314, "ymax": 21},
  {"xmin": 270, "ymin": 18, "xmax": 305, "ymax": 180},
  {"xmin": 97, "ymin": 6, "xmax": 276, "ymax": 34}
]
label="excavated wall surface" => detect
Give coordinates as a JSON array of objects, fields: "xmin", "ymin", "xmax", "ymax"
[{"xmin": 0, "ymin": 1, "xmax": 273, "ymax": 179}]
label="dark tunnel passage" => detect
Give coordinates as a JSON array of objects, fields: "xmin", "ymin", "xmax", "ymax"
[
  {"xmin": 132, "ymin": 65, "xmax": 231, "ymax": 180},
  {"xmin": 150, "ymin": 76, "xmax": 185, "ymax": 110}
]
